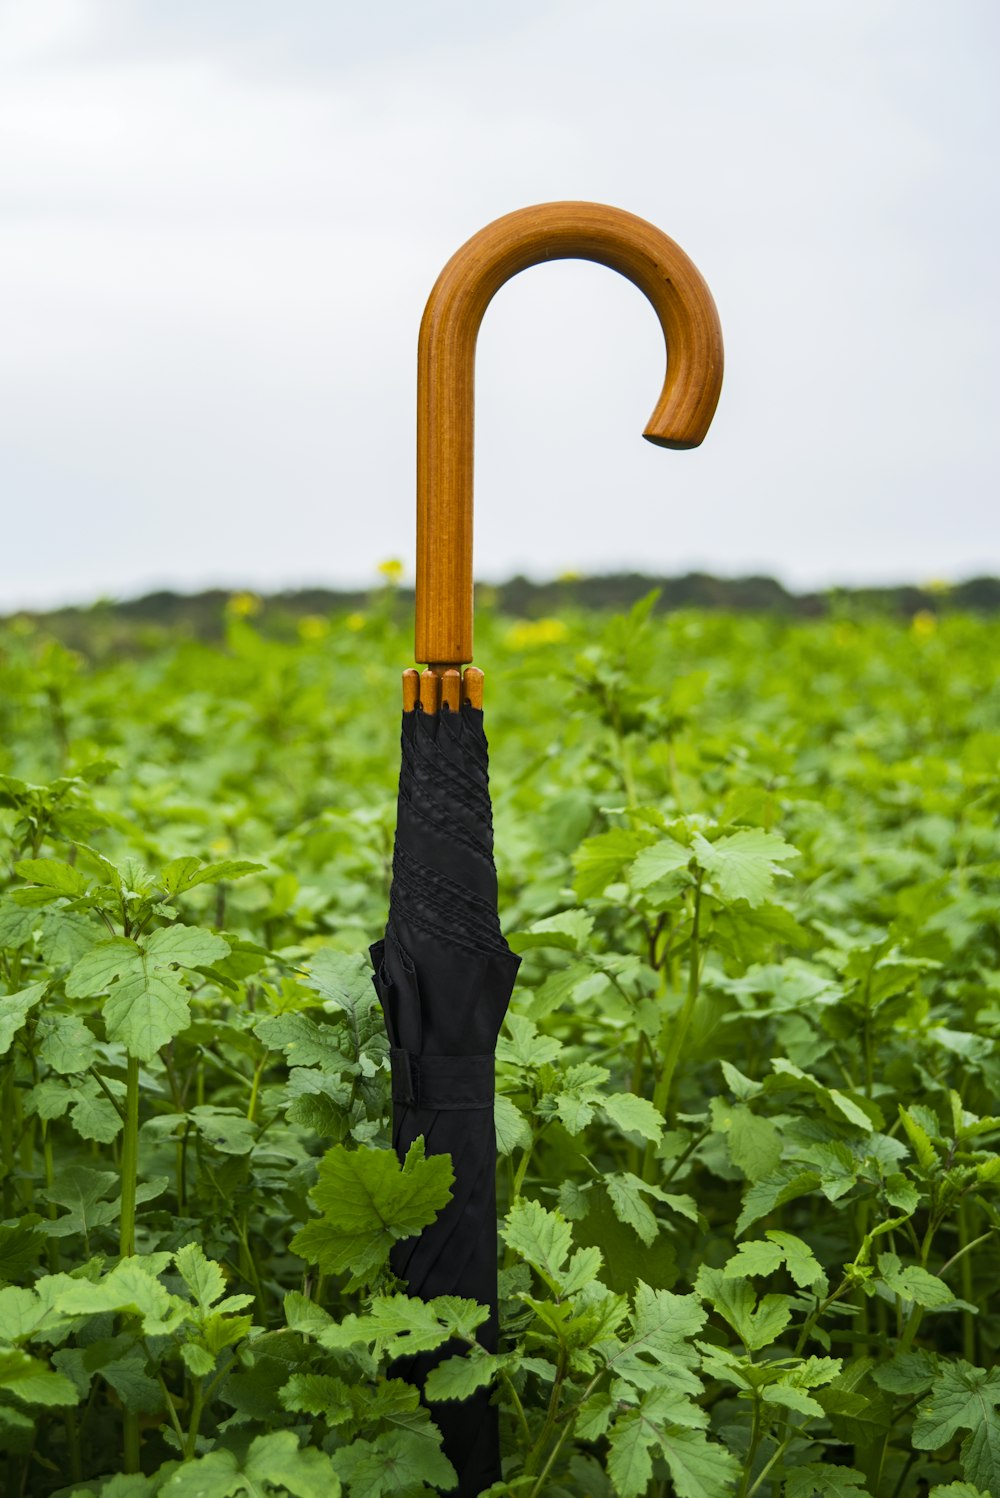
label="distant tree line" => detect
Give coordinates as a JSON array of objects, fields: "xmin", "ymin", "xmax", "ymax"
[{"xmin": 5, "ymin": 572, "xmax": 999, "ymax": 653}]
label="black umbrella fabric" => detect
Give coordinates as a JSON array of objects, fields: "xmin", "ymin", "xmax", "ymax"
[{"xmin": 370, "ymin": 696, "xmax": 520, "ymax": 1496}]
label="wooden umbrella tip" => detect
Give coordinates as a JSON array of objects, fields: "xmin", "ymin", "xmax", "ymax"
[
  {"xmin": 419, "ymin": 667, "xmax": 441, "ymax": 714},
  {"xmin": 441, "ymin": 668, "xmax": 462, "ymax": 713},
  {"xmin": 462, "ymin": 666, "xmax": 484, "ymax": 710},
  {"xmin": 401, "ymin": 668, "xmax": 420, "ymax": 713}
]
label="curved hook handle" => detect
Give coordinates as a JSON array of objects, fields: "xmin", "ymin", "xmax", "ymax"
[{"xmin": 415, "ymin": 200, "xmax": 724, "ymax": 667}]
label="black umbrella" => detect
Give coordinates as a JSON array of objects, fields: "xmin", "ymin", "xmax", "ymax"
[
  {"xmin": 370, "ymin": 666, "xmax": 519, "ymax": 1495},
  {"xmin": 371, "ymin": 201, "xmax": 723, "ymax": 1494}
]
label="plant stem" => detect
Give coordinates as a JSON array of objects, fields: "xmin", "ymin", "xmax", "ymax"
[
  {"xmin": 123, "ymin": 1410, "xmax": 141, "ymax": 1475},
  {"xmin": 64, "ymin": 1409, "xmax": 83, "ymax": 1484},
  {"xmin": 185, "ymin": 1379, "xmax": 204, "ymax": 1459},
  {"xmin": 41, "ymin": 1120, "xmax": 61, "ymax": 1273},
  {"xmin": 746, "ymin": 1437, "xmax": 789, "ymax": 1498},
  {"xmin": 246, "ymin": 1054, "xmax": 266, "ymax": 1123},
  {"xmin": 521, "ymin": 1348, "xmax": 567, "ymax": 1479},
  {"xmin": 119, "ymin": 1054, "xmax": 141, "ymax": 1474},
  {"xmin": 738, "ymin": 1395, "xmax": 763, "ymax": 1498},
  {"xmin": 501, "ymin": 1371, "xmax": 533, "ymax": 1450},
  {"xmin": 119, "ymin": 1056, "xmax": 140, "ymax": 1258},
  {"xmin": 642, "ymin": 878, "xmax": 701, "ymax": 1181},
  {"xmin": 957, "ymin": 1202, "xmax": 977, "ymax": 1364},
  {"xmin": 2, "ymin": 1063, "xmax": 16, "ymax": 1217}
]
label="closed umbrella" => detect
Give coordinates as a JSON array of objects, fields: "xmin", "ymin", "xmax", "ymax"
[{"xmin": 371, "ymin": 201, "xmax": 723, "ymax": 1496}]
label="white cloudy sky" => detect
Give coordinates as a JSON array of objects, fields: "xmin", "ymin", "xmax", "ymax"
[{"xmin": 1, "ymin": 0, "xmax": 997, "ymax": 608}]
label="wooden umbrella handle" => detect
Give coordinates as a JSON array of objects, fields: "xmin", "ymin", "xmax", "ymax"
[{"xmin": 415, "ymin": 200, "xmax": 724, "ymax": 668}]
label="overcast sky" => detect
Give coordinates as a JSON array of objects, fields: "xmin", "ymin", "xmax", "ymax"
[{"xmin": 1, "ymin": 0, "xmax": 997, "ymax": 609}]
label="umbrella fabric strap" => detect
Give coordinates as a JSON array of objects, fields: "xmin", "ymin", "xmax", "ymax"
[{"xmin": 390, "ymin": 1049, "xmax": 495, "ymax": 1109}]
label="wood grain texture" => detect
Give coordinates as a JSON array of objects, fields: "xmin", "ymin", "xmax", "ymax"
[
  {"xmin": 462, "ymin": 666, "xmax": 484, "ymax": 710},
  {"xmin": 419, "ymin": 668, "xmax": 441, "ymax": 714},
  {"xmin": 401, "ymin": 667, "xmax": 420, "ymax": 713},
  {"xmin": 415, "ymin": 200, "xmax": 724, "ymax": 667}
]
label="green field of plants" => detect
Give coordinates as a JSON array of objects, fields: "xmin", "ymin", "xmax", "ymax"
[{"xmin": 1, "ymin": 591, "xmax": 998, "ymax": 1498}]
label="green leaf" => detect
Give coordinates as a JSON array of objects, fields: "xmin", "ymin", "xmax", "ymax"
[
  {"xmin": 963, "ymin": 1421, "xmax": 1000, "ymax": 1494},
  {"xmin": 871, "ymin": 1350, "xmax": 938, "ymax": 1395},
  {"xmin": 290, "ymin": 1138, "xmax": 453, "ymax": 1281},
  {"xmin": 609, "ymin": 1174, "xmax": 660, "ymax": 1248},
  {"xmin": 174, "ymin": 1243, "xmax": 226, "ymax": 1312},
  {"xmin": 929, "ymin": 1486, "xmax": 992, "ymax": 1498},
  {"xmin": 691, "ymin": 828, "xmax": 799, "ymax": 907},
  {"xmin": 0, "ymin": 1217, "xmax": 44, "ymax": 1286},
  {"xmin": 736, "ymin": 1167, "xmax": 822, "ymax": 1237},
  {"xmin": 602, "ymin": 1092, "xmax": 665, "ymax": 1144},
  {"xmin": 913, "ymin": 1361, "xmax": 1000, "ymax": 1464},
  {"xmin": 160, "ymin": 858, "xmax": 265, "ymax": 896},
  {"xmin": 606, "ymin": 1408, "xmax": 655, "ymax": 1498},
  {"xmin": 696, "ymin": 1266, "xmax": 792, "ymax": 1351},
  {"xmin": 67, "ymin": 925, "xmax": 229, "ymax": 1061},
  {"xmin": 604, "ymin": 1282, "xmax": 705, "ymax": 1395},
  {"xmin": 331, "ymin": 1429, "xmax": 454, "ymax": 1498},
  {"xmin": 501, "ymin": 1198, "xmax": 571, "ymax": 1291},
  {"xmin": 14, "ymin": 858, "xmax": 91, "ymax": 897},
  {"xmin": 0, "ymin": 1285, "xmax": 58, "ymax": 1344},
  {"xmin": 423, "ymin": 1350, "xmax": 505, "ymax": 1402},
  {"xmin": 180, "ymin": 1344, "xmax": 216, "ymax": 1377},
  {"xmin": 496, "ymin": 1012, "xmax": 563, "ymax": 1069},
  {"xmin": 161, "ymin": 1430, "xmax": 341, "ymax": 1497},
  {"xmin": 36, "ymin": 1014, "xmax": 98, "ymax": 1074},
  {"xmin": 764, "ymin": 1230, "xmax": 826, "ymax": 1290},
  {"xmin": 659, "ymin": 1427, "xmax": 741, "ymax": 1498},
  {"xmin": 575, "ymin": 1390, "xmax": 615, "ymax": 1440},
  {"xmin": 280, "ymin": 1371, "xmax": 354, "ymax": 1421},
  {"xmin": 722, "ymin": 1240, "xmax": 784, "ymax": 1279},
  {"xmin": 877, "ymin": 1252, "xmax": 955, "ymax": 1309},
  {"xmin": 283, "ymin": 1291, "xmax": 335, "ymax": 1339},
  {"xmin": 761, "ymin": 1383, "xmax": 824, "ymax": 1419},
  {"xmin": 321, "ymin": 1293, "xmax": 488, "ymax": 1361},
  {"xmin": 255, "ymin": 1013, "xmax": 353, "ymax": 1073},
  {"xmin": 725, "ymin": 1105, "xmax": 783, "ymax": 1183},
  {"xmin": 0, "ymin": 1346, "xmax": 79, "ymax": 1406},
  {"xmin": 630, "ymin": 838, "xmax": 692, "ymax": 892},
  {"xmin": 784, "ymin": 1465, "xmax": 869, "ymax": 1496},
  {"xmin": 884, "ymin": 1172, "xmax": 920, "ymax": 1214},
  {"xmin": 68, "ymin": 1085, "xmax": 125, "ymax": 1144},
  {"xmin": 55, "ymin": 1256, "xmax": 188, "ymax": 1336},
  {"xmin": 42, "ymin": 1166, "xmax": 119, "ymax": 1239},
  {"xmin": 494, "ymin": 1093, "xmax": 532, "ymax": 1155},
  {"xmin": 510, "ymin": 909, "xmax": 594, "ymax": 952},
  {"xmin": 573, "ymin": 827, "xmax": 653, "ymax": 900},
  {"xmin": 720, "ymin": 1060, "xmax": 762, "ymax": 1101},
  {"xmin": 900, "ymin": 1105, "xmax": 938, "ymax": 1173},
  {"xmin": 560, "ymin": 1245, "xmax": 604, "ymax": 1296},
  {"xmin": 0, "ymin": 982, "xmax": 47, "ymax": 1056}
]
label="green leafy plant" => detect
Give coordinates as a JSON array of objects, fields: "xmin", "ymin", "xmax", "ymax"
[{"xmin": 0, "ymin": 595, "xmax": 997, "ymax": 1495}]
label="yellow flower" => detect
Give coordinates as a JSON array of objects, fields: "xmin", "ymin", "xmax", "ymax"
[
  {"xmin": 346, "ymin": 612, "xmax": 366, "ymax": 632},
  {"xmin": 504, "ymin": 617, "xmax": 570, "ymax": 649},
  {"xmin": 911, "ymin": 610, "xmax": 937, "ymax": 637},
  {"xmin": 226, "ymin": 591, "xmax": 261, "ymax": 619},
  {"xmin": 557, "ymin": 570, "xmax": 582, "ymax": 584},
  {"xmin": 377, "ymin": 558, "xmax": 405, "ymax": 585},
  {"xmin": 298, "ymin": 614, "xmax": 329, "ymax": 642},
  {"xmin": 923, "ymin": 578, "xmax": 952, "ymax": 596}
]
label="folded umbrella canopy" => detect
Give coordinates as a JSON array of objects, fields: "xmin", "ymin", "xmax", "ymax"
[
  {"xmin": 372, "ymin": 201, "xmax": 723, "ymax": 1495},
  {"xmin": 371, "ymin": 666, "xmax": 518, "ymax": 1494}
]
